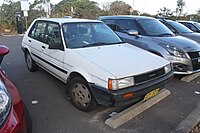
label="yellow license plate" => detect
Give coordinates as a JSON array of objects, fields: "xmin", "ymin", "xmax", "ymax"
[{"xmin": 143, "ymin": 88, "xmax": 160, "ymax": 101}]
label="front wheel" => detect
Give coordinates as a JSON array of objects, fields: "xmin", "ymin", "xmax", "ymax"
[
  {"xmin": 68, "ymin": 77, "xmax": 97, "ymax": 112},
  {"xmin": 25, "ymin": 52, "xmax": 38, "ymax": 72}
]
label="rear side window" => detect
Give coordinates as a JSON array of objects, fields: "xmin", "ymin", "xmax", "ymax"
[
  {"xmin": 117, "ymin": 19, "xmax": 138, "ymax": 32},
  {"xmin": 102, "ymin": 19, "xmax": 116, "ymax": 31},
  {"xmin": 28, "ymin": 21, "xmax": 47, "ymax": 43}
]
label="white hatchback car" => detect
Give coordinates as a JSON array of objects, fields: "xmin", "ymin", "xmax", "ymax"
[{"xmin": 22, "ymin": 18, "xmax": 173, "ymax": 112}]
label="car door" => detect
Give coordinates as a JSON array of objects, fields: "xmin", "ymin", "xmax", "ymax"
[
  {"xmin": 115, "ymin": 19, "xmax": 147, "ymax": 49},
  {"xmin": 41, "ymin": 22, "xmax": 67, "ymax": 82},
  {"xmin": 26, "ymin": 21, "xmax": 48, "ymax": 65}
]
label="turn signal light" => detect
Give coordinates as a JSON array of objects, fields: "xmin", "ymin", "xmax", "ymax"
[
  {"xmin": 108, "ymin": 79, "xmax": 112, "ymax": 90},
  {"xmin": 122, "ymin": 92, "xmax": 134, "ymax": 99}
]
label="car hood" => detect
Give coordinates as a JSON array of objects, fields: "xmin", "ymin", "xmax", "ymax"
[
  {"xmin": 74, "ymin": 43, "xmax": 169, "ymax": 78},
  {"xmin": 152, "ymin": 36, "xmax": 200, "ymax": 52},
  {"xmin": 180, "ymin": 32, "xmax": 200, "ymax": 44}
]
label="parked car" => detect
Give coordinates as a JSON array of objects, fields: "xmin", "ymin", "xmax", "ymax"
[
  {"xmin": 159, "ymin": 19, "xmax": 200, "ymax": 44},
  {"xmin": 99, "ymin": 16, "xmax": 200, "ymax": 74},
  {"xmin": 0, "ymin": 45, "xmax": 27, "ymax": 133},
  {"xmin": 178, "ymin": 20, "xmax": 200, "ymax": 33},
  {"xmin": 21, "ymin": 18, "xmax": 173, "ymax": 112}
]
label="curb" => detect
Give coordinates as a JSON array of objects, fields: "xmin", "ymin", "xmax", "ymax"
[
  {"xmin": 172, "ymin": 103, "xmax": 200, "ymax": 133},
  {"xmin": 105, "ymin": 89, "xmax": 171, "ymax": 129},
  {"xmin": 181, "ymin": 72, "xmax": 200, "ymax": 82},
  {"xmin": 0, "ymin": 34, "xmax": 25, "ymax": 37}
]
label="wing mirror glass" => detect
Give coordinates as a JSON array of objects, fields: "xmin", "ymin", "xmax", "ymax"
[{"xmin": 127, "ymin": 29, "xmax": 139, "ymax": 36}]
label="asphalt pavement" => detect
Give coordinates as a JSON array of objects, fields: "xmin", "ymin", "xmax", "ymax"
[{"xmin": 0, "ymin": 35, "xmax": 200, "ymax": 133}]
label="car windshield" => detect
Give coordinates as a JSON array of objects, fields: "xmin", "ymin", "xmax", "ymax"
[
  {"xmin": 194, "ymin": 23, "xmax": 200, "ymax": 29},
  {"xmin": 170, "ymin": 21, "xmax": 193, "ymax": 33},
  {"xmin": 137, "ymin": 19, "xmax": 173, "ymax": 36},
  {"xmin": 62, "ymin": 22, "xmax": 123, "ymax": 48}
]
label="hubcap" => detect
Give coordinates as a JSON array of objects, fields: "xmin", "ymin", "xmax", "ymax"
[{"xmin": 72, "ymin": 83, "xmax": 91, "ymax": 107}]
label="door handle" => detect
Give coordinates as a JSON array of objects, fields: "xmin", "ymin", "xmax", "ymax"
[
  {"xmin": 29, "ymin": 40, "xmax": 31, "ymax": 42},
  {"xmin": 42, "ymin": 46, "xmax": 46, "ymax": 49}
]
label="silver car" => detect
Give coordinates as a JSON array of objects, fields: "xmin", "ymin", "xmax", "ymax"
[
  {"xmin": 99, "ymin": 16, "xmax": 200, "ymax": 74},
  {"xmin": 159, "ymin": 19, "xmax": 200, "ymax": 44},
  {"xmin": 178, "ymin": 20, "xmax": 200, "ymax": 33}
]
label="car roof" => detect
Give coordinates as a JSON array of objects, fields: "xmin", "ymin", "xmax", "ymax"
[
  {"xmin": 35, "ymin": 18, "xmax": 101, "ymax": 24},
  {"xmin": 177, "ymin": 20, "xmax": 198, "ymax": 24},
  {"xmin": 99, "ymin": 15, "xmax": 155, "ymax": 20},
  {"xmin": 159, "ymin": 19, "xmax": 175, "ymax": 23}
]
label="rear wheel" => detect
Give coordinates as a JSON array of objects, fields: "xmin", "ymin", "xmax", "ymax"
[
  {"xmin": 68, "ymin": 77, "xmax": 97, "ymax": 112},
  {"xmin": 25, "ymin": 52, "xmax": 38, "ymax": 72}
]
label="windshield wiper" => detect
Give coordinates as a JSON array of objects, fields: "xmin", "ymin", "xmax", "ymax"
[
  {"xmin": 82, "ymin": 42, "xmax": 110, "ymax": 48},
  {"xmin": 82, "ymin": 41, "xmax": 124, "ymax": 48},
  {"xmin": 112, "ymin": 41, "xmax": 125, "ymax": 44},
  {"xmin": 158, "ymin": 33, "xmax": 174, "ymax": 37}
]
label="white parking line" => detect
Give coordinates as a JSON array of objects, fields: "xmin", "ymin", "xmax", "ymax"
[{"xmin": 105, "ymin": 89, "xmax": 171, "ymax": 129}]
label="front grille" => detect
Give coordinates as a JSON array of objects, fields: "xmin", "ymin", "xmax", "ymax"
[
  {"xmin": 188, "ymin": 51, "xmax": 200, "ymax": 70},
  {"xmin": 134, "ymin": 68, "xmax": 165, "ymax": 85},
  {"xmin": 188, "ymin": 51, "xmax": 200, "ymax": 59},
  {"xmin": 192, "ymin": 60, "xmax": 200, "ymax": 70}
]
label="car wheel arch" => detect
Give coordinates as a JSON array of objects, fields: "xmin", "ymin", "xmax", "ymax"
[
  {"xmin": 24, "ymin": 47, "xmax": 31, "ymax": 55},
  {"xmin": 66, "ymin": 71, "xmax": 92, "ymax": 89}
]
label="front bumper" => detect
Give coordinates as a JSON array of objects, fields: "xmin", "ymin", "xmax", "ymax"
[
  {"xmin": 0, "ymin": 101, "xmax": 27, "ymax": 133},
  {"xmin": 0, "ymin": 70, "xmax": 27, "ymax": 133},
  {"xmin": 163, "ymin": 54, "xmax": 200, "ymax": 74},
  {"xmin": 89, "ymin": 71, "xmax": 173, "ymax": 106}
]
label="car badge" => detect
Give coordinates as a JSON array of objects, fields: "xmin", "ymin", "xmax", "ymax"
[{"xmin": 149, "ymin": 73, "xmax": 156, "ymax": 78}]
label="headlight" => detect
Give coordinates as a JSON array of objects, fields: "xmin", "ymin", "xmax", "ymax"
[
  {"xmin": 164, "ymin": 64, "xmax": 172, "ymax": 74},
  {"xmin": 108, "ymin": 77, "xmax": 135, "ymax": 90},
  {"xmin": 0, "ymin": 80, "xmax": 11, "ymax": 126},
  {"xmin": 159, "ymin": 43, "xmax": 186, "ymax": 58}
]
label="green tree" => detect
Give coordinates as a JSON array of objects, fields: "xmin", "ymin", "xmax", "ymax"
[
  {"xmin": 197, "ymin": 9, "xmax": 200, "ymax": 16},
  {"xmin": 157, "ymin": 7, "xmax": 173, "ymax": 17},
  {"xmin": 132, "ymin": 10, "xmax": 140, "ymax": 15},
  {"xmin": 110, "ymin": 1, "xmax": 131, "ymax": 15},
  {"xmin": 53, "ymin": 0, "xmax": 101, "ymax": 19},
  {"xmin": 0, "ymin": 1, "xmax": 20, "ymax": 26},
  {"xmin": 140, "ymin": 13, "xmax": 152, "ymax": 17},
  {"xmin": 28, "ymin": 0, "xmax": 47, "ymax": 23},
  {"xmin": 177, "ymin": 0, "xmax": 185, "ymax": 16}
]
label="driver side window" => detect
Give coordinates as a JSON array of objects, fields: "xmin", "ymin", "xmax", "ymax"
[
  {"xmin": 46, "ymin": 23, "xmax": 62, "ymax": 45},
  {"xmin": 117, "ymin": 20, "xmax": 138, "ymax": 33}
]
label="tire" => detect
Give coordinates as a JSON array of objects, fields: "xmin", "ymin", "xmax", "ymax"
[
  {"xmin": 68, "ymin": 77, "xmax": 97, "ymax": 112},
  {"xmin": 23, "ymin": 102, "xmax": 32, "ymax": 133},
  {"xmin": 25, "ymin": 52, "xmax": 38, "ymax": 72}
]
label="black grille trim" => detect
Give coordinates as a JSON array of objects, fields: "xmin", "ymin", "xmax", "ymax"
[
  {"xmin": 188, "ymin": 51, "xmax": 200, "ymax": 59},
  {"xmin": 134, "ymin": 68, "xmax": 165, "ymax": 85},
  {"xmin": 191, "ymin": 60, "xmax": 200, "ymax": 70},
  {"xmin": 188, "ymin": 51, "xmax": 200, "ymax": 70}
]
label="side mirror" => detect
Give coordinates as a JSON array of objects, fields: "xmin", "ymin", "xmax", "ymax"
[
  {"xmin": 49, "ymin": 42, "xmax": 63, "ymax": 50},
  {"xmin": 0, "ymin": 45, "xmax": 9, "ymax": 64},
  {"xmin": 170, "ymin": 29, "xmax": 177, "ymax": 34},
  {"xmin": 0, "ymin": 45, "xmax": 9, "ymax": 56},
  {"xmin": 127, "ymin": 29, "xmax": 139, "ymax": 36}
]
